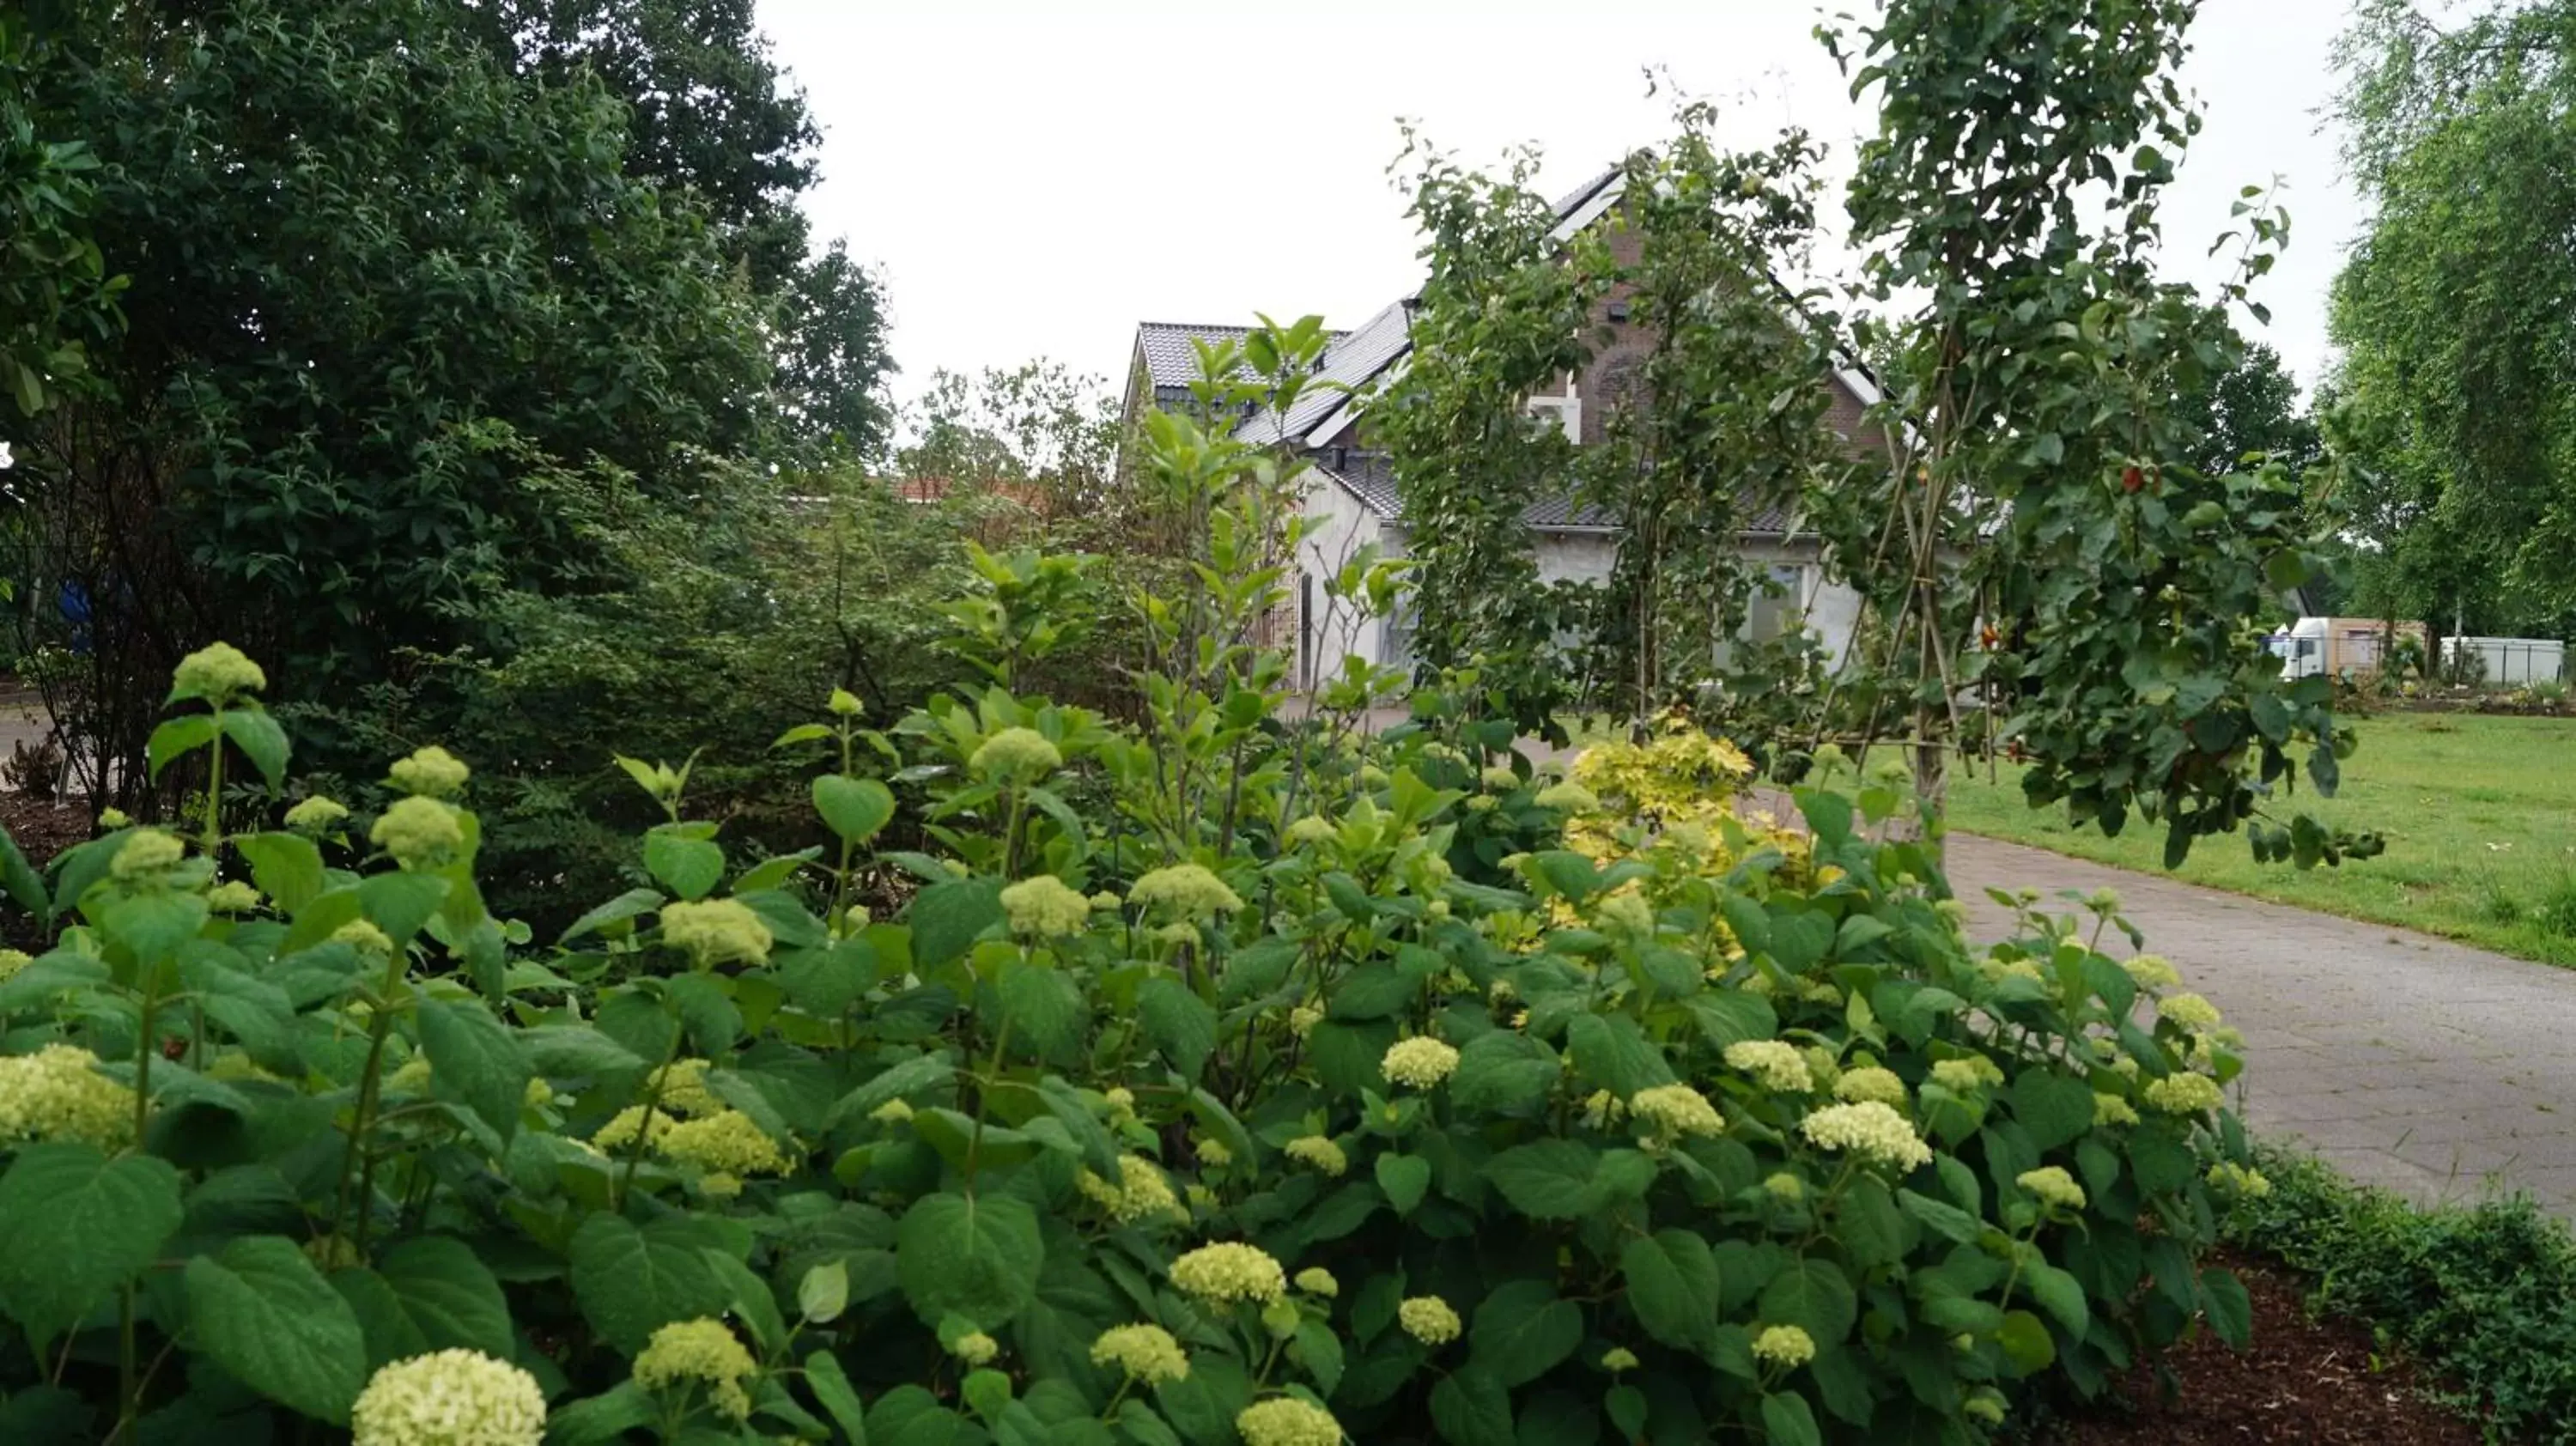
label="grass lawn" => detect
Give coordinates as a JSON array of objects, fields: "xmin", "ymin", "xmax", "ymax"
[{"xmin": 1941, "ymin": 712, "xmax": 2576, "ymax": 967}]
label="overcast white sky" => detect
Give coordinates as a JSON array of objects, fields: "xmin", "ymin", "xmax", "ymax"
[{"xmin": 757, "ymin": 0, "xmax": 2362, "ymax": 416}]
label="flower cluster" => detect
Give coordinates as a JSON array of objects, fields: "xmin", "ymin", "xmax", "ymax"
[
  {"xmin": 2207, "ymin": 1162, "xmax": 2273, "ymax": 1197},
  {"xmin": 658, "ymin": 1110, "xmax": 790, "ymax": 1180},
  {"xmin": 1532, "ymin": 781, "xmax": 1598, "ymax": 812},
  {"xmin": 1091, "ymin": 1324, "xmax": 1189, "ymax": 1385},
  {"xmin": 633, "ymin": 1318, "xmax": 758, "ymax": 1420},
  {"xmin": 2124, "ymin": 954, "xmax": 2182, "ymax": 990},
  {"xmin": 0, "ymin": 1045, "xmax": 137, "ymax": 1148},
  {"xmin": 1127, "ymin": 863, "xmax": 1243, "ymax": 920},
  {"xmin": 284, "ymin": 795, "xmax": 349, "ymax": 832},
  {"xmin": 1380, "ymin": 1036, "xmax": 1460, "ymax": 1090},
  {"xmin": 1170, "ymin": 1242, "xmax": 1285, "ymax": 1305},
  {"xmin": 999, "ymin": 874, "xmax": 1091, "ymax": 939},
  {"xmin": 111, "ymin": 829, "xmax": 185, "ymax": 880},
  {"xmin": 1283, "ymin": 816, "xmax": 1336, "ymax": 848},
  {"xmin": 371, "ymin": 797, "xmax": 464, "ymax": 869},
  {"xmin": 1398, "ymin": 1295, "xmax": 1461, "ymax": 1346},
  {"xmin": 1284, "ymin": 1135, "xmax": 1347, "ymax": 1176},
  {"xmin": 204, "ymin": 880, "xmax": 262, "ymax": 914},
  {"xmin": 970, "ymin": 726, "xmax": 1061, "ymax": 779},
  {"xmin": 1752, "ymin": 1324, "xmax": 1817, "ymax": 1370},
  {"xmin": 1833, "ymin": 1066, "xmax": 1908, "ymax": 1108},
  {"xmin": 388, "ymin": 745, "xmax": 471, "ymax": 799},
  {"xmin": 2018, "ymin": 1165, "xmax": 2087, "ymax": 1212},
  {"xmin": 350, "ymin": 1350, "xmax": 545, "ymax": 1446},
  {"xmin": 1929, "ymin": 1055, "xmax": 2003, "ymax": 1092},
  {"xmin": 950, "ymin": 1332, "xmax": 999, "ymax": 1366},
  {"xmin": 1236, "ymin": 1397, "xmax": 1343, "ymax": 1446},
  {"xmin": 1799, "ymin": 1101, "xmax": 1933, "ymax": 1171},
  {"xmin": 2093, "ymin": 1093, "xmax": 2141, "ymax": 1127},
  {"xmin": 1077, "ymin": 1155, "xmax": 1182, "ymax": 1224},
  {"xmin": 1294, "ymin": 1267, "xmax": 1338, "ymax": 1298},
  {"xmin": 1630, "ymin": 1084, "xmax": 1725, "ymax": 1140},
  {"xmin": 2142, "ymin": 1072, "xmax": 2225, "ymax": 1115},
  {"xmin": 2159, "ymin": 992, "xmax": 2223, "ymax": 1030},
  {"xmin": 172, "ymin": 641, "xmax": 266, "ymax": 703},
  {"xmin": 1724, "ymin": 1040, "xmax": 1814, "ymax": 1093},
  {"xmin": 659, "ymin": 898, "xmax": 773, "ymax": 967}
]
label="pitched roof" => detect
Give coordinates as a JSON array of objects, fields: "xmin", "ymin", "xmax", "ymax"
[
  {"xmin": 1134, "ymin": 322, "xmax": 1255, "ymax": 391},
  {"xmin": 1237, "ymin": 299, "xmax": 1415, "ymax": 447}
]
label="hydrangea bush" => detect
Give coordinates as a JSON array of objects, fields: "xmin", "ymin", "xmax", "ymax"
[{"xmin": 0, "ymin": 388, "xmax": 2262, "ymax": 1445}]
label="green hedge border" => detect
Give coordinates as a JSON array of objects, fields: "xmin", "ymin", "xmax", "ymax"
[{"xmin": 2222, "ymin": 1145, "xmax": 2576, "ymax": 1443}]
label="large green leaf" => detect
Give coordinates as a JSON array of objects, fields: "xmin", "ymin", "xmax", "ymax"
[
  {"xmin": 1468, "ymin": 1279, "xmax": 1581, "ymax": 1388},
  {"xmin": 1564, "ymin": 1013, "xmax": 1674, "ymax": 1095},
  {"xmin": 1755, "ymin": 1258, "xmax": 1857, "ymax": 1346},
  {"xmin": 1428, "ymin": 1364, "xmax": 1514, "ymax": 1446},
  {"xmin": 829, "ymin": 1054, "xmax": 957, "ymax": 1126},
  {"xmin": 234, "ymin": 831, "xmax": 325, "ymax": 914},
  {"xmin": 1448, "ymin": 1031, "xmax": 1559, "ymax": 1116},
  {"xmin": 1482, "ymin": 1139, "xmax": 1600, "ymax": 1220},
  {"xmin": 217, "ymin": 708, "xmax": 291, "ymax": 788},
  {"xmin": 998, "ymin": 958, "xmax": 1087, "ymax": 1060},
  {"xmin": 568, "ymin": 1213, "xmax": 734, "ymax": 1354},
  {"xmin": 2009, "ymin": 1071, "xmax": 2095, "ymax": 1152},
  {"xmin": 1759, "ymin": 1390, "xmax": 1822, "ymax": 1446},
  {"xmin": 896, "ymin": 1192, "xmax": 1043, "ymax": 1328},
  {"xmin": 814, "ymin": 775, "xmax": 896, "ymax": 844},
  {"xmin": 185, "ymin": 1236, "xmax": 369, "ymax": 1423},
  {"xmin": 0, "ymin": 1145, "xmax": 182, "ymax": 1346},
  {"xmin": 1375, "ymin": 1153, "xmax": 1431, "ymax": 1218},
  {"xmin": 644, "ymin": 829, "xmax": 726, "ymax": 902},
  {"xmin": 1137, "ymin": 976, "xmax": 1216, "ymax": 1080},
  {"xmin": 1620, "ymin": 1230, "xmax": 1720, "ymax": 1354},
  {"xmin": 909, "ymin": 878, "xmax": 1004, "ymax": 969},
  {"xmin": 417, "ymin": 998, "xmax": 532, "ymax": 1143},
  {"xmin": 805, "ymin": 1350, "xmax": 870, "ymax": 1442},
  {"xmin": 2199, "ymin": 1266, "xmax": 2252, "ymax": 1349},
  {"xmin": 377, "ymin": 1236, "xmax": 513, "ymax": 1358}
]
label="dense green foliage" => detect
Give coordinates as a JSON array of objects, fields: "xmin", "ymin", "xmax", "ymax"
[
  {"xmin": 1, "ymin": 0, "xmax": 892, "ymax": 811},
  {"xmin": 2331, "ymin": 0, "xmax": 2576, "ymax": 648},
  {"xmin": 2225, "ymin": 1149, "xmax": 2576, "ymax": 1443},
  {"xmin": 1821, "ymin": 0, "xmax": 2372, "ymax": 871},
  {"xmin": 0, "ymin": 392, "xmax": 2269, "ymax": 1442},
  {"xmin": 0, "ymin": 15, "xmax": 117, "ymax": 422}
]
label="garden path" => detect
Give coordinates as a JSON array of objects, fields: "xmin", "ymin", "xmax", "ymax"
[{"xmin": 1947, "ymin": 832, "xmax": 2576, "ymax": 1217}]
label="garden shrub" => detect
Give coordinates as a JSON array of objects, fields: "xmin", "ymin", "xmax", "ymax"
[
  {"xmin": 0, "ymin": 494, "xmax": 2264, "ymax": 1444},
  {"xmin": 2224, "ymin": 1148, "xmax": 2576, "ymax": 1443}
]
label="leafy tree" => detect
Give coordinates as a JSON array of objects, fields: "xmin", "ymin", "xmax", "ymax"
[
  {"xmin": 460, "ymin": 0, "xmax": 895, "ymax": 457},
  {"xmin": 0, "ymin": 13, "xmax": 118, "ymax": 421},
  {"xmin": 1821, "ymin": 0, "xmax": 2372, "ymax": 866},
  {"xmin": 2330, "ymin": 0, "xmax": 2576, "ymax": 658},
  {"xmin": 1374, "ymin": 137, "xmax": 1610, "ymax": 736},
  {"xmin": 2174, "ymin": 340, "xmax": 2322, "ymax": 481},
  {"xmin": 8, "ymin": 0, "xmax": 801, "ymax": 803}
]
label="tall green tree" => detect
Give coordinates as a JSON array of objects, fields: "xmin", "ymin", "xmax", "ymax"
[
  {"xmin": 1822, "ymin": 0, "xmax": 2370, "ymax": 866},
  {"xmin": 2331, "ymin": 0, "xmax": 2576, "ymax": 643},
  {"xmin": 9, "ymin": 0, "xmax": 858, "ymax": 801},
  {"xmin": 460, "ymin": 0, "xmax": 894, "ymax": 456},
  {"xmin": 2175, "ymin": 340, "xmax": 2322, "ymax": 480}
]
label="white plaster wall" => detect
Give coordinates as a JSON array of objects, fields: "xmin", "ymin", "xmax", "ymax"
[
  {"xmin": 1533, "ymin": 531, "xmax": 1619, "ymax": 586},
  {"xmin": 1295, "ymin": 474, "xmax": 1396, "ymax": 686}
]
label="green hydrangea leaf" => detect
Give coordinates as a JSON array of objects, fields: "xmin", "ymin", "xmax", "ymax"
[
  {"xmin": 184, "ymin": 1236, "xmax": 369, "ymax": 1423},
  {"xmin": 1468, "ymin": 1279, "xmax": 1582, "ymax": 1388},
  {"xmin": 896, "ymin": 1191, "xmax": 1043, "ymax": 1329},
  {"xmin": 0, "ymin": 1145, "xmax": 182, "ymax": 1349},
  {"xmin": 417, "ymin": 997, "xmax": 532, "ymax": 1144},
  {"xmin": 1483, "ymin": 1139, "xmax": 1601, "ymax": 1219},
  {"xmin": 1137, "ymin": 975, "xmax": 1216, "ymax": 1080},
  {"xmin": 1621, "ymin": 1230, "xmax": 1720, "ymax": 1353},
  {"xmin": 814, "ymin": 775, "xmax": 896, "ymax": 844},
  {"xmin": 568, "ymin": 1213, "xmax": 733, "ymax": 1354}
]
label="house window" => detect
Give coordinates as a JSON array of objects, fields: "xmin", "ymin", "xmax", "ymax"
[
  {"xmin": 1745, "ymin": 564, "xmax": 1809, "ymax": 643},
  {"xmin": 1526, "ymin": 374, "xmax": 1582, "ymax": 442}
]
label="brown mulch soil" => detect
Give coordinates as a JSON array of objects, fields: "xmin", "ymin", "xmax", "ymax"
[
  {"xmin": 2051, "ymin": 1253, "xmax": 2483, "ymax": 1446},
  {"xmin": 0, "ymin": 791, "xmax": 87, "ymax": 948}
]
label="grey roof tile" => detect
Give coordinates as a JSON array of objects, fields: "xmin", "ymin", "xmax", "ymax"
[
  {"xmin": 1136, "ymin": 322, "xmax": 1254, "ymax": 390},
  {"xmin": 1236, "ymin": 299, "xmax": 1414, "ymax": 447}
]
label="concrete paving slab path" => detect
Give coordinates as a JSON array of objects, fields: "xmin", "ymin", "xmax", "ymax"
[{"xmin": 1948, "ymin": 832, "xmax": 2576, "ymax": 1215}]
